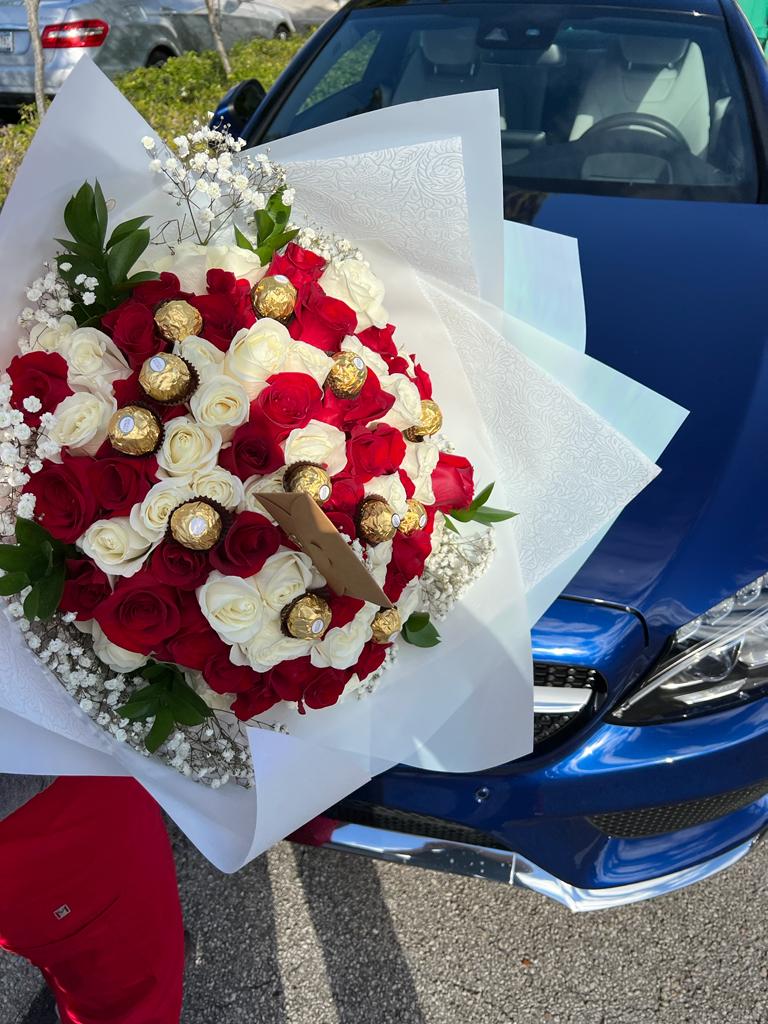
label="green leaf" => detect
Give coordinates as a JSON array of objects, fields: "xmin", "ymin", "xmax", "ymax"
[
  {"xmin": 15, "ymin": 517, "xmax": 53, "ymax": 550},
  {"xmin": 64, "ymin": 182, "xmax": 102, "ymax": 249},
  {"xmin": 402, "ymin": 611, "xmax": 441, "ymax": 648},
  {"xmin": 255, "ymin": 229, "xmax": 299, "ymax": 266},
  {"xmin": 234, "ymin": 224, "xmax": 256, "ymax": 252},
  {"xmin": 405, "ymin": 611, "xmax": 430, "ymax": 632},
  {"xmin": 0, "ymin": 545, "xmax": 31, "ymax": 572},
  {"xmin": 31, "ymin": 565, "xmax": 65, "ymax": 618},
  {"xmin": 470, "ymin": 507, "xmax": 518, "ymax": 525},
  {"xmin": 442, "ymin": 516, "xmax": 460, "ymax": 534},
  {"xmin": 266, "ymin": 188, "xmax": 291, "ymax": 228},
  {"xmin": 471, "ymin": 482, "xmax": 494, "ymax": 510},
  {"xmin": 107, "ymin": 216, "xmax": 151, "ymax": 249},
  {"xmin": 117, "ymin": 271, "xmax": 159, "ymax": 289},
  {"xmin": 137, "ymin": 663, "xmax": 174, "ymax": 683},
  {"xmin": 23, "ymin": 586, "xmax": 40, "ymax": 621},
  {"xmin": 0, "ymin": 571, "xmax": 28, "ymax": 596},
  {"xmin": 171, "ymin": 678, "xmax": 212, "ymax": 719},
  {"xmin": 106, "ymin": 228, "xmax": 150, "ymax": 285},
  {"xmin": 93, "ymin": 180, "xmax": 108, "ymax": 248},
  {"xmin": 27, "ymin": 543, "xmax": 54, "ymax": 581},
  {"xmin": 254, "ymin": 209, "xmax": 274, "ymax": 242},
  {"xmin": 145, "ymin": 707, "xmax": 175, "ymax": 753},
  {"xmin": 55, "ymin": 239, "xmax": 102, "ymax": 263}
]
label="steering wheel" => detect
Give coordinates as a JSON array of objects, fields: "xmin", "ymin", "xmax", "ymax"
[{"xmin": 580, "ymin": 112, "xmax": 689, "ymax": 151}]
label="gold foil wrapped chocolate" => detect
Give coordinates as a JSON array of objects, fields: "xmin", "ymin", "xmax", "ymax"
[
  {"xmin": 398, "ymin": 498, "xmax": 428, "ymax": 535},
  {"xmin": 325, "ymin": 351, "xmax": 368, "ymax": 399},
  {"xmin": 404, "ymin": 399, "xmax": 443, "ymax": 442},
  {"xmin": 371, "ymin": 607, "xmax": 402, "ymax": 644},
  {"xmin": 154, "ymin": 300, "xmax": 203, "ymax": 343},
  {"xmin": 169, "ymin": 500, "xmax": 222, "ymax": 550},
  {"xmin": 107, "ymin": 405, "xmax": 162, "ymax": 456},
  {"xmin": 251, "ymin": 274, "xmax": 297, "ymax": 321},
  {"xmin": 358, "ymin": 497, "xmax": 401, "ymax": 545},
  {"xmin": 283, "ymin": 463, "xmax": 332, "ymax": 505},
  {"xmin": 282, "ymin": 592, "xmax": 332, "ymax": 640},
  {"xmin": 139, "ymin": 353, "xmax": 195, "ymax": 404}
]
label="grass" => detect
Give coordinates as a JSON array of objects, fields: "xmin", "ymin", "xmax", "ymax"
[{"xmin": 0, "ymin": 33, "xmax": 307, "ymax": 205}]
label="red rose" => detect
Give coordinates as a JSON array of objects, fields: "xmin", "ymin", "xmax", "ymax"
[
  {"xmin": 150, "ymin": 540, "xmax": 210, "ymax": 590},
  {"xmin": 23, "ymin": 454, "xmax": 97, "ymax": 543},
  {"xmin": 328, "ymin": 594, "xmax": 364, "ymax": 629},
  {"xmin": 354, "ymin": 640, "xmax": 388, "ymax": 681},
  {"xmin": 411, "ymin": 362, "xmax": 433, "ymax": 399},
  {"xmin": 256, "ymin": 372, "xmax": 322, "ymax": 440},
  {"xmin": 357, "ymin": 323, "xmax": 398, "ymax": 359},
  {"xmin": 90, "ymin": 454, "xmax": 157, "ymax": 516},
  {"xmin": 431, "ymin": 453, "xmax": 475, "ymax": 511},
  {"xmin": 204, "ymin": 651, "xmax": 264, "ymax": 695},
  {"xmin": 322, "ymin": 372, "xmax": 395, "ymax": 430},
  {"xmin": 385, "ymin": 530, "xmax": 433, "ymax": 601},
  {"xmin": 188, "ymin": 271, "xmax": 255, "ymax": 351},
  {"xmin": 303, "ymin": 667, "xmax": 351, "ymax": 710},
  {"xmin": 289, "ymin": 282, "xmax": 356, "ymax": 350},
  {"xmin": 265, "ymin": 657, "xmax": 352, "ymax": 710},
  {"xmin": 95, "ymin": 572, "xmax": 182, "ymax": 655},
  {"xmin": 325, "ymin": 473, "xmax": 364, "ymax": 514},
  {"xmin": 398, "ymin": 469, "xmax": 415, "ymax": 499},
  {"xmin": 59, "ymin": 558, "xmax": 111, "ymax": 621},
  {"xmin": 102, "ymin": 299, "xmax": 163, "ymax": 369},
  {"xmin": 8, "ymin": 352, "xmax": 72, "ymax": 426},
  {"xmin": 232, "ymin": 682, "xmax": 280, "ymax": 720},
  {"xmin": 209, "ymin": 512, "xmax": 281, "ymax": 578},
  {"xmin": 157, "ymin": 593, "xmax": 227, "ymax": 671},
  {"xmin": 325, "ymin": 510, "xmax": 357, "ymax": 540},
  {"xmin": 345, "ymin": 423, "xmax": 406, "ymax": 481},
  {"xmin": 268, "ymin": 244, "xmax": 326, "ymax": 289},
  {"xmin": 219, "ymin": 413, "xmax": 284, "ymax": 480},
  {"xmin": 131, "ymin": 272, "xmax": 184, "ymax": 308}
]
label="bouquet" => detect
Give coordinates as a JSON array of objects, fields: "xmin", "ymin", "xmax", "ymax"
[{"xmin": 0, "ymin": 62, "xmax": 685, "ymax": 869}]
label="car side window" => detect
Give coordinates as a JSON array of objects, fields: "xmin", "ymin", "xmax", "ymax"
[{"xmin": 298, "ymin": 31, "xmax": 381, "ymax": 114}]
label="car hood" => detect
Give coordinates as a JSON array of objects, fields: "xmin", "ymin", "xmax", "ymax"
[{"xmin": 524, "ymin": 192, "xmax": 768, "ymax": 646}]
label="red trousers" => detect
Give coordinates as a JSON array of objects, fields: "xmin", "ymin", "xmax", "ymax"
[{"xmin": 0, "ymin": 777, "xmax": 184, "ymax": 1023}]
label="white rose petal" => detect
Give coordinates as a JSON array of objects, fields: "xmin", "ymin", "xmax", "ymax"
[
  {"xmin": 283, "ymin": 340, "xmax": 333, "ymax": 387},
  {"xmin": 341, "ymin": 335, "xmax": 389, "ymax": 379},
  {"xmin": 310, "ymin": 604, "xmax": 378, "ymax": 670},
  {"xmin": 253, "ymin": 549, "xmax": 320, "ymax": 612},
  {"xmin": 320, "ymin": 258, "xmax": 387, "ymax": 331},
  {"xmin": 239, "ymin": 618, "xmax": 310, "ymax": 673},
  {"xmin": 223, "ymin": 319, "xmax": 290, "ymax": 397},
  {"xmin": 192, "ymin": 466, "xmax": 244, "ymax": 510},
  {"xmin": 397, "ymin": 578, "xmax": 422, "ymax": 625},
  {"xmin": 50, "ymin": 391, "xmax": 116, "ymax": 456},
  {"xmin": 63, "ymin": 327, "xmax": 131, "ymax": 396},
  {"xmin": 378, "ymin": 373, "xmax": 422, "ymax": 430},
  {"xmin": 402, "ymin": 439, "xmax": 440, "ymax": 505},
  {"xmin": 29, "ymin": 314, "xmax": 76, "ymax": 354},
  {"xmin": 130, "ymin": 477, "xmax": 194, "ymax": 542},
  {"xmin": 92, "ymin": 623, "xmax": 149, "ymax": 673},
  {"xmin": 174, "ymin": 335, "xmax": 224, "ymax": 381},
  {"xmin": 189, "ymin": 375, "xmax": 249, "ymax": 439},
  {"xmin": 158, "ymin": 417, "xmax": 221, "ymax": 477},
  {"xmin": 206, "ymin": 244, "xmax": 266, "ymax": 286},
  {"xmin": 79, "ymin": 517, "xmax": 153, "ymax": 577},
  {"xmin": 366, "ymin": 538, "xmax": 393, "ymax": 587},
  {"xmin": 240, "ymin": 470, "xmax": 285, "ymax": 520},
  {"xmin": 364, "ymin": 474, "xmax": 408, "ymax": 518},
  {"xmin": 136, "ymin": 243, "xmax": 209, "ymax": 293},
  {"xmin": 283, "ymin": 419, "xmax": 347, "ymax": 477},
  {"xmin": 198, "ymin": 571, "xmax": 264, "ymax": 645}
]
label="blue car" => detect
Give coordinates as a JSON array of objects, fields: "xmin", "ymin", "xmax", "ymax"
[{"xmin": 214, "ymin": 0, "xmax": 768, "ymax": 908}]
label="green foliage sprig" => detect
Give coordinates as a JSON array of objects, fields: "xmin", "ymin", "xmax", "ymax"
[
  {"xmin": 55, "ymin": 181, "xmax": 158, "ymax": 326},
  {"xmin": 118, "ymin": 661, "xmax": 213, "ymax": 753},
  {"xmin": 402, "ymin": 611, "xmax": 441, "ymax": 649},
  {"xmin": 444, "ymin": 482, "xmax": 517, "ymax": 533},
  {"xmin": 0, "ymin": 519, "xmax": 70, "ymax": 620},
  {"xmin": 235, "ymin": 187, "xmax": 298, "ymax": 265}
]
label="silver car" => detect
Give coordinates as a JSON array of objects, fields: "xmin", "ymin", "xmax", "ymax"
[{"xmin": 0, "ymin": 0, "xmax": 295, "ymax": 105}]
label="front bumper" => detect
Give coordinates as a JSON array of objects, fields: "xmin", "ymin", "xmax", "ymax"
[{"xmin": 322, "ymin": 820, "xmax": 765, "ymax": 911}]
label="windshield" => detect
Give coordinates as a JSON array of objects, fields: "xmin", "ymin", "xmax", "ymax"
[{"xmin": 259, "ymin": 3, "xmax": 759, "ymax": 204}]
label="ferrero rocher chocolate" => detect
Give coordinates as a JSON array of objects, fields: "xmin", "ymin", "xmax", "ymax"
[
  {"xmin": 283, "ymin": 463, "xmax": 332, "ymax": 505},
  {"xmin": 325, "ymin": 351, "xmax": 368, "ymax": 399},
  {"xmin": 358, "ymin": 497, "xmax": 401, "ymax": 545},
  {"xmin": 371, "ymin": 607, "xmax": 402, "ymax": 644},
  {"xmin": 154, "ymin": 299, "xmax": 203, "ymax": 342},
  {"xmin": 398, "ymin": 498, "xmax": 428, "ymax": 535},
  {"xmin": 282, "ymin": 593, "xmax": 332, "ymax": 640},
  {"xmin": 139, "ymin": 353, "xmax": 194, "ymax": 403},
  {"xmin": 169, "ymin": 500, "xmax": 222, "ymax": 550},
  {"xmin": 107, "ymin": 405, "xmax": 162, "ymax": 456},
  {"xmin": 251, "ymin": 274, "xmax": 297, "ymax": 321},
  {"xmin": 404, "ymin": 399, "xmax": 443, "ymax": 442}
]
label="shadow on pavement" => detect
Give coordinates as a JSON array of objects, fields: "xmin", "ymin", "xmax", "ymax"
[{"xmin": 294, "ymin": 845, "xmax": 426, "ymax": 1024}]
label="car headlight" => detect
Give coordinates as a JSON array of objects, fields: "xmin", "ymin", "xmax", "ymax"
[{"xmin": 610, "ymin": 574, "xmax": 768, "ymax": 725}]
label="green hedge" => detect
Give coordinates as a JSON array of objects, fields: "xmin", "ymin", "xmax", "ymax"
[{"xmin": 0, "ymin": 33, "xmax": 306, "ymax": 205}]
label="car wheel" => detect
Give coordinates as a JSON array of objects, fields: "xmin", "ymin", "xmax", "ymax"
[
  {"xmin": 146, "ymin": 47, "xmax": 173, "ymax": 69},
  {"xmin": 274, "ymin": 24, "xmax": 291, "ymax": 40}
]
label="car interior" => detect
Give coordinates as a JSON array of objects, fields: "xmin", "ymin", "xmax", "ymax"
[{"xmin": 262, "ymin": 5, "xmax": 758, "ymax": 201}]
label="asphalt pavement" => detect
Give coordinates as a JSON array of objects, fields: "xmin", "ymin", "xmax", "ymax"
[{"xmin": 2, "ymin": 828, "xmax": 767, "ymax": 1024}]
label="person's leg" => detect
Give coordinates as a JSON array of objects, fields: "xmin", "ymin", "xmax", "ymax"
[{"xmin": 0, "ymin": 776, "xmax": 184, "ymax": 1024}]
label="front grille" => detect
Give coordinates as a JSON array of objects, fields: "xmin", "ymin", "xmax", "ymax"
[
  {"xmin": 590, "ymin": 780, "xmax": 768, "ymax": 838},
  {"xmin": 328, "ymin": 800, "xmax": 512, "ymax": 851},
  {"xmin": 533, "ymin": 663, "xmax": 603, "ymax": 746}
]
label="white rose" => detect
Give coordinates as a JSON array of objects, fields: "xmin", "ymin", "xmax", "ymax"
[
  {"xmin": 253, "ymin": 549, "xmax": 319, "ymax": 612},
  {"xmin": 311, "ymin": 604, "xmax": 377, "ymax": 670},
  {"xmin": 223, "ymin": 319, "xmax": 290, "ymax": 397},
  {"xmin": 207, "ymin": 243, "xmax": 266, "ymax": 286},
  {"xmin": 241, "ymin": 470, "xmax": 284, "ymax": 521},
  {"xmin": 198, "ymin": 571, "xmax": 264, "ymax": 645},
  {"xmin": 283, "ymin": 419, "xmax": 347, "ymax": 476},
  {"xmin": 30, "ymin": 315, "xmax": 76, "ymax": 354},
  {"xmin": 174, "ymin": 336, "xmax": 224, "ymax": 382},
  {"xmin": 397, "ymin": 578, "xmax": 422, "ymax": 625},
  {"xmin": 63, "ymin": 327, "xmax": 131, "ymax": 396},
  {"xmin": 79, "ymin": 517, "xmax": 153, "ymax": 577},
  {"xmin": 378, "ymin": 374, "xmax": 422, "ymax": 430},
  {"xmin": 138, "ymin": 243, "xmax": 209, "ymax": 293},
  {"xmin": 158, "ymin": 417, "xmax": 221, "ymax": 477},
  {"xmin": 237, "ymin": 619, "xmax": 310, "ymax": 673},
  {"xmin": 189, "ymin": 374, "xmax": 249, "ymax": 439},
  {"xmin": 320, "ymin": 259, "xmax": 387, "ymax": 331},
  {"xmin": 50, "ymin": 391, "xmax": 116, "ymax": 456},
  {"xmin": 186, "ymin": 669, "xmax": 233, "ymax": 713},
  {"xmin": 92, "ymin": 623, "xmax": 149, "ymax": 673},
  {"xmin": 341, "ymin": 335, "xmax": 389, "ymax": 378},
  {"xmin": 364, "ymin": 474, "xmax": 408, "ymax": 517},
  {"xmin": 283, "ymin": 340, "xmax": 333, "ymax": 387},
  {"xmin": 366, "ymin": 539, "xmax": 393, "ymax": 586},
  {"xmin": 130, "ymin": 477, "xmax": 194, "ymax": 541},
  {"xmin": 192, "ymin": 466, "xmax": 244, "ymax": 510},
  {"xmin": 402, "ymin": 439, "xmax": 440, "ymax": 505}
]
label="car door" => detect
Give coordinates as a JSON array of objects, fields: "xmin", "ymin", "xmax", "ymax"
[{"xmin": 220, "ymin": 0, "xmax": 271, "ymax": 46}]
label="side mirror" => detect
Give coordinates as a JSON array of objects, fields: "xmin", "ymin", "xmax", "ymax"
[{"xmin": 209, "ymin": 78, "xmax": 267, "ymax": 138}]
